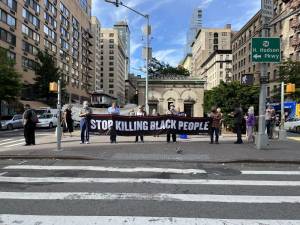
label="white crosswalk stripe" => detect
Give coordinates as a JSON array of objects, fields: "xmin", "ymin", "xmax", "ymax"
[
  {"xmin": 0, "ymin": 215, "xmax": 299, "ymax": 225},
  {"xmin": 0, "ymin": 164, "xmax": 300, "ymax": 224},
  {"xmin": 0, "ymin": 138, "xmax": 25, "ymax": 149}
]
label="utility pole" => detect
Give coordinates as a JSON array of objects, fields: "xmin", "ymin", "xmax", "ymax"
[
  {"xmin": 279, "ymin": 81, "xmax": 287, "ymax": 140},
  {"xmin": 256, "ymin": 0, "xmax": 274, "ymax": 150},
  {"xmin": 56, "ymin": 79, "xmax": 62, "ymax": 151},
  {"xmin": 104, "ymin": 0, "xmax": 151, "ymax": 114}
]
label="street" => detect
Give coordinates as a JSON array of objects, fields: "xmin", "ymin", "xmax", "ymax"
[{"xmin": 0, "ymin": 158, "xmax": 300, "ymax": 224}]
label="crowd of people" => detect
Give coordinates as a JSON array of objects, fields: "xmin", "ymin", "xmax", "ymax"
[{"xmin": 21, "ymin": 102, "xmax": 281, "ymax": 146}]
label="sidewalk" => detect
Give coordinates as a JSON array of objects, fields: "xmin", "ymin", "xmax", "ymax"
[{"xmin": 0, "ymin": 131, "xmax": 300, "ymax": 163}]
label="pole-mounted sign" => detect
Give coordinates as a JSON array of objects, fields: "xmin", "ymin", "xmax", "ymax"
[{"xmin": 252, "ymin": 37, "xmax": 281, "ymax": 63}]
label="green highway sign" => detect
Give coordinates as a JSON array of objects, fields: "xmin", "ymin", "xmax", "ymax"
[{"xmin": 251, "ymin": 37, "xmax": 281, "ymax": 63}]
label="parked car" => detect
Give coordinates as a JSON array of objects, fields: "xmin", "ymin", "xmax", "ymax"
[
  {"xmin": 284, "ymin": 117, "xmax": 300, "ymax": 133},
  {"xmin": 36, "ymin": 113, "xmax": 58, "ymax": 128},
  {"xmin": 0, "ymin": 114, "xmax": 23, "ymax": 130}
]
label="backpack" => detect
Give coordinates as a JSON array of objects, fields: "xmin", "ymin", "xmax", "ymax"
[{"xmin": 31, "ymin": 110, "xmax": 39, "ymax": 123}]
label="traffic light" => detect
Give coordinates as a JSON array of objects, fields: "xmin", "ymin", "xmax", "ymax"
[
  {"xmin": 49, "ymin": 82, "xmax": 58, "ymax": 92},
  {"xmin": 286, "ymin": 83, "xmax": 296, "ymax": 93}
]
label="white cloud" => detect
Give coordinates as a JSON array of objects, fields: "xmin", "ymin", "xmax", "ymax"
[
  {"xmin": 130, "ymin": 39, "xmax": 143, "ymax": 55},
  {"xmin": 153, "ymin": 48, "xmax": 183, "ymax": 67},
  {"xmin": 198, "ymin": 0, "xmax": 214, "ymax": 9}
]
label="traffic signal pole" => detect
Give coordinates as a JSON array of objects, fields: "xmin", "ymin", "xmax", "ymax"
[
  {"xmin": 56, "ymin": 79, "xmax": 62, "ymax": 151},
  {"xmin": 256, "ymin": 18, "xmax": 269, "ymax": 150}
]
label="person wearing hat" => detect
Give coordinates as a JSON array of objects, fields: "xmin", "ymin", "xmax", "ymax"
[
  {"xmin": 63, "ymin": 104, "xmax": 74, "ymax": 137},
  {"xmin": 135, "ymin": 105, "xmax": 146, "ymax": 142},
  {"xmin": 166, "ymin": 103, "xmax": 178, "ymax": 143}
]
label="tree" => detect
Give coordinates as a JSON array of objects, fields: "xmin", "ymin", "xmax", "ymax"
[
  {"xmin": 0, "ymin": 48, "xmax": 22, "ymax": 116},
  {"xmin": 204, "ymin": 81, "xmax": 260, "ymax": 129},
  {"xmin": 34, "ymin": 51, "xmax": 65, "ymax": 105},
  {"xmin": 279, "ymin": 59, "xmax": 300, "ymax": 101},
  {"xmin": 148, "ymin": 57, "xmax": 190, "ymax": 76}
]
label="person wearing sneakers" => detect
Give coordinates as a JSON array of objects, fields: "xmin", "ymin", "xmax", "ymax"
[{"xmin": 79, "ymin": 101, "xmax": 92, "ymax": 144}]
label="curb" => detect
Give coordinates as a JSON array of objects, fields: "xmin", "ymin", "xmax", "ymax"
[{"xmin": 1, "ymin": 155, "xmax": 300, "ymax": 164}]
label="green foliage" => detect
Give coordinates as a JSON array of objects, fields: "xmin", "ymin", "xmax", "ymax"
[
  {"xmin": 148, "ymin": 57, "xmax": 190, "ymax": 76},
  {"xmin": 0, "ymin": 48, "xmax": 22, "ymax": 103},
  {"xmin": 204, "ymin": 81, "xmax": 259, "ymax": 128},
  {"xmin": 34, "ymin": 51, "xmax": 65, "ymax": 105},
  {"xmin": 279, "ymin": 59, "xmax": 300, "ymax": 101}
]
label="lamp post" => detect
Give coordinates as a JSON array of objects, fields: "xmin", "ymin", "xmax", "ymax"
[{"xmin": 104, "ymin": 0, "xmax": 151, "ymax": 114}]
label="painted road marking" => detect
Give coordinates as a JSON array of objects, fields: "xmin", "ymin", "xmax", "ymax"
[
  {"xmin": 0, "ymin": 139, "xmax": 12, "ymax": 143},
  {"xmin": 0, "ymin": 215, "xmax": 300, "ymax": 225},
  {"xmin": 3, "ymin": 165, "xmax": 207, "ymax": 174},
  {"xmin": 5, "ymin": 141, "xmax": 26, "ymax": 148},
  {"xmin": 0, "ymin": 139, "xmax": 25, "ymax": 146},
  {"xmin": 1, "ymin": 176, "xmax": 300, "ymax": 186},
  {"xmin": 288, "ymin": 137, "xmax": 300, "ymax": 142},
  {"xmin": 4, "ymin": 165, "xmax": 300, "ymax": 176},
  {"xmin": 1, "ymin": 192, "xmax": 300, "ymax": 203},
  {"xmin": 242, "ymin": 171, "xmax": 300, "ymax": 175},
  {"xmin": 0, "ymin": 172, "xmax": 8, "ymax": 176}
]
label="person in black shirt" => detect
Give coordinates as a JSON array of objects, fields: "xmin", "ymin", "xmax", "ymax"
[
  {"xmin": 63, "ymin": 105, "xmax": 74, "ymax": 137},
  {"xmin": 22, "ymin": 104, "xmax": 37, "ymax": 146},
  {"xmin": 231, "ymin": 106, "xmax": 244, "ymax": 144}
]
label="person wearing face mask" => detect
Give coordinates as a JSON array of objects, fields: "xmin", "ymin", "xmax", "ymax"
[
  {"xmin": 79, "ymin": 101, "xmax": 93, "ymax": 144},
  {"xmin": 108, "ymin": 102, "xmax": 120, "ymax": 143},
  {"xmin": 166, "ymin": 103, "xmax": 178, "ymax": 143},
  {"xmin": 135, "ymin": 105, "xmax": 146, "ymax": 143}
]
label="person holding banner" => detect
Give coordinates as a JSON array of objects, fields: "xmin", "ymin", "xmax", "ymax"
[
  {"xmin": 135, "ymin": 105, "xmax": 146, "ymax": 143},
  {"xmin": 166, "ymin": 103, "xmax": 178, "ymax": 143},
  {"xmin": 108, "ymin": 102, "xmax": 120, "ymax": 143},
  {"xmin": 79, "ymin": 101, "xmax": 92, "ymax": 144}
]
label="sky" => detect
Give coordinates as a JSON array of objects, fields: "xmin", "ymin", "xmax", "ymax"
[{"xmin": 92, "ymin": 0, "xmax": 261, "ymax": 75}]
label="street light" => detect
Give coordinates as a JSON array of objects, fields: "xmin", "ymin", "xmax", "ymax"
[{"xmin": 104, "ymin": 0, "xmax": 151, "ymax": 114}]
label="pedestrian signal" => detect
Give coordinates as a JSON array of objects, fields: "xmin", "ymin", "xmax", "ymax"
[{"xmin": 286, "ymin": 83, "xmax": 296, "ymax": 93}]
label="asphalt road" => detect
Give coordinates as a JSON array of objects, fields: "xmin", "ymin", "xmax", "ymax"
[{"xmin": 0, "ymin": 158, "xmax": 300, "ymax": 224}]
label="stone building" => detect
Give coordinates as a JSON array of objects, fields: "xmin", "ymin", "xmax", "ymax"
[
  {"xmin": 232, "ymin": 0, "xmax": 300, "ymax": 100},
  {"xmin": 137, "ymin": 75, "xmax": 205, "ymax": 117},
  {"xmin": 191, "ymin": 25, "xmax": 232, "ymax": 79},
  {"xmin": 200, "ymin": 50, "xmax": 232, "ymax": 90},
  {"xmin": 91, "ymin": 16, "xmax": 101, "ymax": 92},
  {"xmin": 100, "ymin": 27, "xmax": 126, "ymax": 104}
]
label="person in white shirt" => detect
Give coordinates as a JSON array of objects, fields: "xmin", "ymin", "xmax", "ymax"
[
  {"xmin": 135, "ymin": 105, "xmax": 146, "ymax": 142},
  {"xmin": 166, "ymin": 103, "xmax": 178, "ymax": 142}
]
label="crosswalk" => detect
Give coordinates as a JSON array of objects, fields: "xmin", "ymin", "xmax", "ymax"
[
  {"xmin": 0, "ymin": 138, "xmax": 25, "ymax": 149},
  {"xmin": 0, "ymin": 163, "xmax": 300, "ymax": 224}
]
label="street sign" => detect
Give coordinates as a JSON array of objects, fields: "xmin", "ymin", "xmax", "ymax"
[
  {"xmin": 252, "ymin": 37, "xmax": 281, "ymax": 63},
  {"xmin": 261, "ymin": 0, "xmax": 274, "ymax": 21}
]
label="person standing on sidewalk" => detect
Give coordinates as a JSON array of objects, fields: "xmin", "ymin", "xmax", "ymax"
[
  {"xmin": 166, "ymin": 103, "xmax": 178, "ymax": 143},
  {"xmin": 108, "ymin": 102, "xmax": 120, "ymax": 143},
  {"xmin": 265, "ymin": 105, "xmax": 275, "ymax": 139},
  {"xmin": 63, "ymin": 104, "xmax": 74, "ymax": 137},
  {"xmin": 217, "ymin": 108, "xmax": 223, "ymax": 136},
  {"xmin": 135, "ymin": 105, "xmax": 146, "ymax": 143},
  {"xmin": 23, "ymin": 104, "xmax": 37, "ymax": 146},
  {"xmin": 231, "ymin": 106, "xmax": 244, "ymax": 144},
  {"xmin": 79, "ymin": 101, "xmax": 92, "ymax": 144},
  {"xmin": 245, "ymin": 106, "xmax": 255, "ymax": 143},
  {"xmin": 209, "ymin": 107, "xmax": 222, "ymax": 144}
]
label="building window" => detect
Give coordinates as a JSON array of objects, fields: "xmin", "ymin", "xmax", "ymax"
[
  {"xmin": 109, "ymin": 90, "xmax": 114, "ymax": 94},
  {"xmin": 1, "ymin": 0, "xmax": 17, "ymax": 11},
  {"xmin": 0, "ymin": 27, "xmax": 16, "ymax": 46},
  {"xmin": 109, "ymin": 85, "xmax": 114, "ymax": 88},
  {"xmin": 44, "ymin": 0, "xmax": 57, "ymax": 16},
  {"xmin": 0, "ymin": 9, "xmax": 16, "ymax": 28},
  {"xmin": 22, "ymin": 41, "xmax": 38, "ymax": 55},
  {"xmin": 60, "ymin": 2, "xmax": 70, "ymax": 18},
  {"xmin": 44, "ymin": 39, "xmax": 57, "ymax": 53},
  {"xmin": 44, "ymin": 25, "xmax": 56, "ymax": 41},
  {"xmin": 44, "ymin": 12, "xmax": 57, "ymax": 29},
  {"xmin": 109, "ymin": 73, "xmax": 114, "ymax": 77},
  {"xmin": 109, "ymin": 50, "xmax": 114, "ymax": 54},
  {"xmin": 109, "ymin": 33, "xmax": 114, "ymax": 37},
  {"xmin": 22, "ymin": 56, "xmax": 36, "ymax": 70},
  {"xmin": 109, "ymin": 44, "xmax": 114, "ymax": 49},
  {"xmin": 109, "ymin": 67, "xmax": 114, "ymax": 71},
  {"xmin": 109, "ymin": 62, "xmax": 114, "ymax": 66},
  {"xmin": 24, "ymin": 0, "xmax": 40, "ymax": 14},
  {"xmin": 109, "ymin": 39, "xmax": 114, "ymax": 43},
  {"xmin": 22, "ymin": 8, "xmax": 40, "ymax": 27}
]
